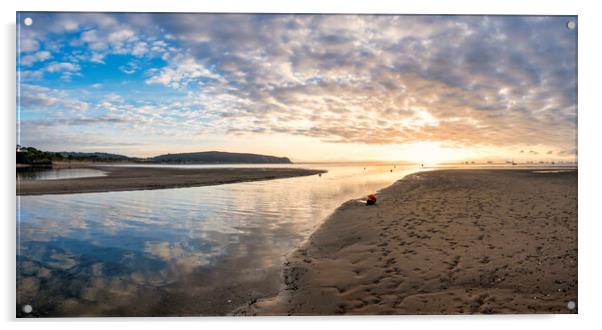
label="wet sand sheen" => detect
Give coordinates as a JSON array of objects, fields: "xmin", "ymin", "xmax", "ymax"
[
  {"xmin": 17, "ymin": 166, "xmax": 326, "ymax": 196},
  {"xmin": 240, "ymin": 169, "xmax": 577, "ymax": 315}
]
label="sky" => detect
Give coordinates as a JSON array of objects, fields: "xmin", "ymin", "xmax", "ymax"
[{"xmin": 16, "ymin": 13, "xmax": 577, "ymax": 163}]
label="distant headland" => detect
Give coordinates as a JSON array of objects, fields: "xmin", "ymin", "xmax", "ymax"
[{"xmin": 16, "ymin": 145, "xmax": 292, "ymax": 166}]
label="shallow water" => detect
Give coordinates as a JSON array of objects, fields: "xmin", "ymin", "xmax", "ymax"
[
  {"xmin": 17, "ymin": 168, "xmax": 107, "ymax": 180},
  {"xmin": 17, "ymin": 164, "xmax": 424, "ymax": 316}
]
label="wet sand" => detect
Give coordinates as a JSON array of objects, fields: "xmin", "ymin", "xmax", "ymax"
[
  {"xmin": 17, "ymin": 166, "xmax": 326, "ymax": 196},
  {"xmin": 240, "ymin": 169, "xmax": 577, "ymax": 315}
]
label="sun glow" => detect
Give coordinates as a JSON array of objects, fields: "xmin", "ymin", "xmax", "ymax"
[{"xmin": 390, "ymin": 141, "xmax": 479, "ymax": 165}]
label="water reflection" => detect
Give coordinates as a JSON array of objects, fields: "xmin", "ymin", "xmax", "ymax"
[
  {"xmin": 17, "ymin": 164, "xmax": 423, "ymax": 316},
  {"xmin": 17, "ymin": 168, "xmax": 107, "ymax": 181}
]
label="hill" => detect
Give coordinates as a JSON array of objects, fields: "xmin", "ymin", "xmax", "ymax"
[
  {"xmin": 150, "ymin": 151, "xmax": 292, "ymax": 164},
  {"xmin": 17, "ymin": 146, "xmax": 293, "ymax": 165},
  {"xmin": 58, "ymin": 152, "xmax": 131, "ymax": 161},
  {"xmin": 16, "ymin": 146, "xmax": 133, "ymax": 165},
  {"xmin": 16, "ymin": 146, "xmax": 56, "ymax": 165}
]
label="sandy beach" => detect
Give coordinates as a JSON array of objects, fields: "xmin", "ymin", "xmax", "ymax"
[
  {"xmin": 240, "ymin": 169, "xmax": 577, "ymax": 315},
  {"xmin": 17, "ymin": 166, "xmax": 325, "ymax": 196}
]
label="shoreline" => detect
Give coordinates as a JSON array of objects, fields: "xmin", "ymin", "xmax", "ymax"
[
  {"xmin": 17, "ymin": 166, "xmax": 326, "ymax": 196},
  {"xmin": 239, "ymin": 169, "xmax": 577, "ymax": 315}
]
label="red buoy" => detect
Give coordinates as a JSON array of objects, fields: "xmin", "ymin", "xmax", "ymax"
[{"xmin": 366, "ymin": 194, "xmax": 377, "ymax": 205}]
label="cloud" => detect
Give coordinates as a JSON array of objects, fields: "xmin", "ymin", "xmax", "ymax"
[
  {"xmin": 30, "ymin": 62, "xmax": 82, "ymax": 81},
  {"xmin": 81, "ymin": 29, "xmax": 107, "ymax": 50},
  {"xmin": 20, "ymin": 50, "xmax": 52, "ymax": 66},
  {"xmin": 28, "ymin": 116, "xmax": 127, "ymax": 126},
  {"xmin": 558, "ymin": 148, "xmax": 577, "ymax": 156},
  {"xmin": 90, "ymin": 52, "xmax": 106, "ymax": 64},
  {"xmin": 19, "ymin": 84, "xmax": 89, "ymax": 111},
  {"xmin": 18, "ymin": 121, "xmax": 147, "ymax": 153},
  {"xmin": 118, "ymin": 61, "xmax": 139, "ymax": 74},
  {"xmin": 45, "ymin": 62, "xmax": 80, "ymax": 73},
  {"xmin": 19, "ymin": 38, "xmax": 39, "ymax": 52},
  {"xmin": 131, "ymin": 41, "xmax": 148, "ymax": 56},
  {"xmin": 105, "ymin": 93, "xmax": 122, "ymax": 101},
  {"xmin": 145, "ymin": 53, "xmax": 223, "ymax": 88}
]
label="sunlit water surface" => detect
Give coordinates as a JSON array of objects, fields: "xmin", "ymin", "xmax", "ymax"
[{"xmin": 17, "ymin": 168, "xmax": 107, "ymax": 180}]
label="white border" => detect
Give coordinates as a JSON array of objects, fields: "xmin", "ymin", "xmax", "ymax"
[{"xmin": 2, "ymin": 0, "xmax": 601, "ymax": 329}]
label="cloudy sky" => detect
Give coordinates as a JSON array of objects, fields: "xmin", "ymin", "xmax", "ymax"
[{"xmin": 17, "ymin": 13, "xmax": 577, "ymax": 163}]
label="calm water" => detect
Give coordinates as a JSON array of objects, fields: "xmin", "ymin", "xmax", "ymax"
[
  {"xmin": 17, "ymin": 164, "xmax": 424, "ymax": 316},
  {"xmin": 17, "ymin": 168, "xmax": 107, "ymax": 180}
]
